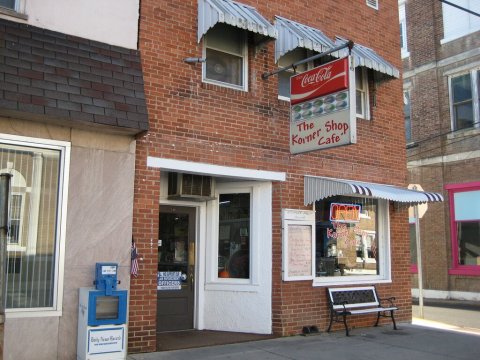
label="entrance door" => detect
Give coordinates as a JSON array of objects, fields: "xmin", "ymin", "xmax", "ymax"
[{"xmin": 157, "ymin": 206, "xmax": 196, "ymax": 332}]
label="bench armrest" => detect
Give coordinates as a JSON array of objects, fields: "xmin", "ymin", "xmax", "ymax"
[{"xmin": 379, "ymin": 297, "xmax": 396, "ymax": 307}]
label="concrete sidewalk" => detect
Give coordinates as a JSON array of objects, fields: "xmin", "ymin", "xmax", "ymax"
[{"xmin": 129, "ymin": 303, "xmax": 480, "ymax": 360}]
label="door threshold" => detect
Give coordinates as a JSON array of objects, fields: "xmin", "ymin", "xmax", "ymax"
[{"xmin": 156, "ymin": 329, "xmax": 276, "ymax": 351}]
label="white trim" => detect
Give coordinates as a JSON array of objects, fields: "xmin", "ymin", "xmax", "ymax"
[
  {"xmin": 408, "ymin": 149, "xmax": 480, "ymax": 168},
  {"xmin": 412, "ymin": 288, "xmax": 480, "ymax": 302},
  {"xmin": 147, "ymin": 156, "xmax": 286, "ymax": 182}
]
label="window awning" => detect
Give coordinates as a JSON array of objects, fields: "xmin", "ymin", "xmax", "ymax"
[
  {"xmin": 198, "ymin": 0, "xmax": 277, "ymax": 43},
  {"xmin": 335, "ymin": 37, "xmax": 400, "ymax": 78},
  {"xmin": 274, "ymin": 16, "xmax": 335, "ymax": 62},
  {"xmin": 304, "ymin": 176, "xmax": 443, "ymax": 205}
]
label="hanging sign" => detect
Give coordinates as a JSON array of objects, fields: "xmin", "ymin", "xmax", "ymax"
[{"xmin": 290, "ymin": 56, "xmax": 356, "ymax": 154}]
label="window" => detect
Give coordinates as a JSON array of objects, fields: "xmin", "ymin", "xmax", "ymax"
[
  {"xmin": 314, "ymin": 196, "xmax": 390, "ymax": 284},
  {"xmin": 218, "ymin": 193, "xmax": 250, "ymax": 279},
  {"xmin": 404, "ymin": 90, "xmax": 412, "ymax": 142},
  {"xmin": 442, "ymin": 0, "xmax": 480, "ymax": 43},
  {"xmin": 449, "ymin": 69, "xmax": 480, "ymax": 130},
  {"xmin": 278, "ymin": 48, "xmax": 310, "ymax": 100},
  {"xmin": 203, "ymin": 24, "xmax": 247, "ymax": 90},
  {"xmin": 356, "ymin": 68, "xmax": 370, "ymax": 119},
  {"xmin": 399, "ymin": 1, "xmax": 409, "ymax": 58},
  {"xmin": 366, "ymin": 0, "xmax": 379, "ymax": 10},
  {"xmin": 446, "ymin": 182, "xmax": 480, "ymax": 275},
  {"xmin": 0, "ymin": 0, "xmax": 15, "ymax": 10},
  {"xmin": 0, "ymin": 135, "xmax": 69, "ymax": 312}
]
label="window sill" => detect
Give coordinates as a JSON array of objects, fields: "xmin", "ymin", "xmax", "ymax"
[
  {"xmin": 447, "ymin": 126, "xmax": 480, "ymax": 141},
  {"xmin": 312, "ymin": 276, "xmax": 391, "ymax": 287},
  {"xmin": 0, "ymin": 7, "xmax": 28, "ymax": 20},
  {"xmin": 448, "ymin": 267, "xmax": 480, "ymax": 276},
  {"xmin": 6, "ymin": 309, "xmax": 62, "ymax": 318}
]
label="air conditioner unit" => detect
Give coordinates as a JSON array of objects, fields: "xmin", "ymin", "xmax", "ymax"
[{"xmin": 168, "ymin": 173, "xmax": 215, "ymax": 201}]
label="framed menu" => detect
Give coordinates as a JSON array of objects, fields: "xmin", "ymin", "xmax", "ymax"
[{"xmin": 282, "ymin": 209, "xmax": 315, "ymax": 281}]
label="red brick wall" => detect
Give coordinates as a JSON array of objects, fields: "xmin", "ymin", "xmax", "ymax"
[{"xmin": 130, "ymin": 0, "xmax": 409, "ymax": 352}]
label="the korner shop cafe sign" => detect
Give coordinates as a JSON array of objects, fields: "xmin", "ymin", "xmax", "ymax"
[{"xmin": 290, "ymin": 56, "xmax": 357, "ymax": 154}]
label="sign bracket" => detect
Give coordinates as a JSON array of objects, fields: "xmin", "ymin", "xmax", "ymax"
[{"xmin": 261, "ymin": 40, "xmax": 354, "ymax": 80}]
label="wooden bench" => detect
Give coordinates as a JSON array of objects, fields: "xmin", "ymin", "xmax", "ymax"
[{"xmin": 327, "ymin": 286, "xmax": 398, "ymax": 336}]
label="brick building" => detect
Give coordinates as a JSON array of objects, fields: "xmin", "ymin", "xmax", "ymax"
[
  {"xmin": 401, "ymin": 0, "xmax": 480, "ymax": 300},
  {"xmin": 128, "ymin": 0, "xmax": 442, "ymax": 354}
]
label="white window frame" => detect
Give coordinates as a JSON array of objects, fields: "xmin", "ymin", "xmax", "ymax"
[
  {"xmin": 448, "ymin": 68, "xmax": 480, "ymax": 131},
  {"xmin": 1, "ymin": 133, "xmax": 70, "ymax": 318},
  {"xmin": 202, "ymin": 26, "xmax": 248, "ymax": 92},
  {"xmin": 399, "ymin": 1, "xmax": 410, "ymax": 58},
  {"xmin": 205, "ymin": 181, "xmax": 270, "ymax": 292},
  {"xmin": 366, "ymin": 0, "xmax": 379, "ymax": 11},
  {"xmin": 441, "ymin": 0, "xmax": 480, "ymax": 44},
  {"xmin": 404, "ymin": 88, "xmax": 413, "ymax": 143},
  {"xmin": 356, "ymin": 67, "xmax": 370, "ymax": 120},
  {"xmin": 313, "ymin": 198, "xmax": 391, "ymax": 286}
]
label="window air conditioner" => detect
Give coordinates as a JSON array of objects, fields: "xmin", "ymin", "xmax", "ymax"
[{"xmin": 168, "ymin": 173, "xmax": 215, "ymax": 201}]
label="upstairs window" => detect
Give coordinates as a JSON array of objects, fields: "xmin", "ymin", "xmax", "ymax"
[
  {"xmin": 356, "ymin": 68, "xmax": 370, "ymax": 120},
  {"xmin": 442, "ymin": 0, "xmax": 480, "ymax": 43},
  {"xmin": 0, "ymin": 0, "xmax": 15, "ymax": 10},
  {"xmin": 449, "ymin": 69, "xmax": 479, "ymax": 130},
  {"xmin": 203, "ymin": 24, "xmax": 247, "ymax": 91},
  {"xmin": 404, "ymin": 90, "xmax": 412, "ymax": 142},
  {"xmin": 399, "ymin": 1, "xmax": 409, "ymax": 58}
]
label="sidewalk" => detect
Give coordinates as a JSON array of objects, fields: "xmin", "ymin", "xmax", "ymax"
[{"xmin": 128, "ymin": 302, "xmax": 480, "ymax": 360}]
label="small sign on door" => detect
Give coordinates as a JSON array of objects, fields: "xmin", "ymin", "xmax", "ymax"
[{"xmin": 157, "ymin": 271, "xmax": 182, "ymax": 290}]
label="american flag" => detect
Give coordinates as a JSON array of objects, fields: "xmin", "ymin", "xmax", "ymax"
[{"xmin": 131, "ymin": 239, "xmax": 139, "ymax": 277}]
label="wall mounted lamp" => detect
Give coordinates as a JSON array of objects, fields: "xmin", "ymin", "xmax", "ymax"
[{"xmin": 183, "ymin": 57, "xmax": 206, "ymax": 64}]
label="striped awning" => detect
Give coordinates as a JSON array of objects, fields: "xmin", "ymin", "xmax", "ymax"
[
  {"xmin": 304, "ymin": 176, "xmax": 443, "ymax": 206},
  {"xmin": 197, "ymin": 0, "xmax": 277, "ymax": 43},
  {"xmin": 274, "ymin": 16, "xmax": 335, "ymax": 62},
  {"xmin": 335, "ymin": 37, "xmax": 400, "ymax": 78}
]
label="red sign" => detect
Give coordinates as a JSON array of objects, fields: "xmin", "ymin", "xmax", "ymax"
[
  {"xmin": 290, "ymin": 57, "xmax": 349, "ymax": 105},
  {"xmin": 329, "ymin": 203, "xmax": 361, "ymax": 223}
]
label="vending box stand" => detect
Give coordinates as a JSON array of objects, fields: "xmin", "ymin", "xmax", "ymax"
[{"xmin": 77, "ymin": 263, "xmax": 128, "ymax": 360}]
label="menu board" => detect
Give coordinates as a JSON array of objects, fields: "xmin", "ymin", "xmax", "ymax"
[{"xmin": 287, "ymin": 225, "xmax": 312, "ymax": 278}]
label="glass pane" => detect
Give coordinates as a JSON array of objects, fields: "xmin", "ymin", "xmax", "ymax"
[
  {"xmin": 96, "ymin": 296, "xmax": 119, "ymax": 320},
  {"xmin": 278, "ymin": 49, "xmax": 308, "ymax": 98},
  {"xmin": 404, "ymin": 91, "xmax": 411, "ymax": 141},
  {"xmin": 457, "ymin": 221, "xmax": 480, "ymax": 265},
  {"xmin": 454, "ymin": 102, "xmax": 474, "ymax": 129},
  {"xmin": 410, "ymin": 223, "xmax": 417, "ymax": 265},
  {"xmin": 158, "ymin": 212, "xmax": 189, "ymax": 288},
  {"xmin": 206, "ymin": 48, "xmax": 243, "ymax": 87},
  {"xmin": 278, "ymin": 72, "xmax": 291, "ymax": 98},
  {"xmin": 452, "ymin": 74, "xmax": 472, "ymax": 103},
  {"xmin": 356, "ymin": 89, "xmax": 364, "ymax": 116},
  {"xmin": 0, "ymin": 0, "xmax": 15, "ymax": 10},
  {"xmin": 315, "ymin": 196, "xmax": 378, "ymax": 277},
  {"xmin": 206, "ymin": 24, "xmax": 243, "ymax": 55},
  {"xmin": 218, "ymin": 193, "xmax": 250, "ymax": 279},
  {"xmin": 0, "ymin": 143, "xmax": 61, "ymax": 309}
]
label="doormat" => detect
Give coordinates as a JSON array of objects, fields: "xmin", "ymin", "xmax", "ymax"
[{"xmin": 156, "ymin": 330, "xmax": 276, "ymax": 351}]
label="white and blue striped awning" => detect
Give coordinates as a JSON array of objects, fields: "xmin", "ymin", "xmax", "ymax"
[
  {"xmin": 304, "ymin": 176, "xmax": 443, "ymax": 205},
  {"xmin": 335, "ymin": 37, "xmax": 400, "ymax": 78},
  {"xmin": 274, "ymin": 16, "xmax": 335, "ymax": 62},
  {"xmin": 198, "ymin": 0, "xmax": 277, "ymax": 43}
]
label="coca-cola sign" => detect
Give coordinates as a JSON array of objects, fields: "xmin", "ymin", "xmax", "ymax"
[
  {"xmin": 289, "ymin": 56, "xmax": 356, "ymax": 154},
  {"xmin": 290, "ymin": 57, "xmax": 349, "ymax": 105}
]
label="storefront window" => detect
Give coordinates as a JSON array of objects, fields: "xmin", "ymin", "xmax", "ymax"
[
  {"xmin": 315, "ymin": 196, "xmax": 386, "ymax": 280},
  {"xmin": 1, "ymin": 137, "xmax": 68, "ymax": 311},
  {"xmin": 446, "ymin": 183, "xmax": 480, "ymax": 275},
  {"xmin": 218, "ymin": 193, "xmax": 250, "ymax": 279}
]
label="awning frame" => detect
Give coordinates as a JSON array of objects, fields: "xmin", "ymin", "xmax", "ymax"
[
  {"xmin": 198, "ymin": 0, "xmax": 278, "ymax": 47},
  {"xmin": 304, "ymin": 176, "xmax": 444, "ymax": 206}
]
